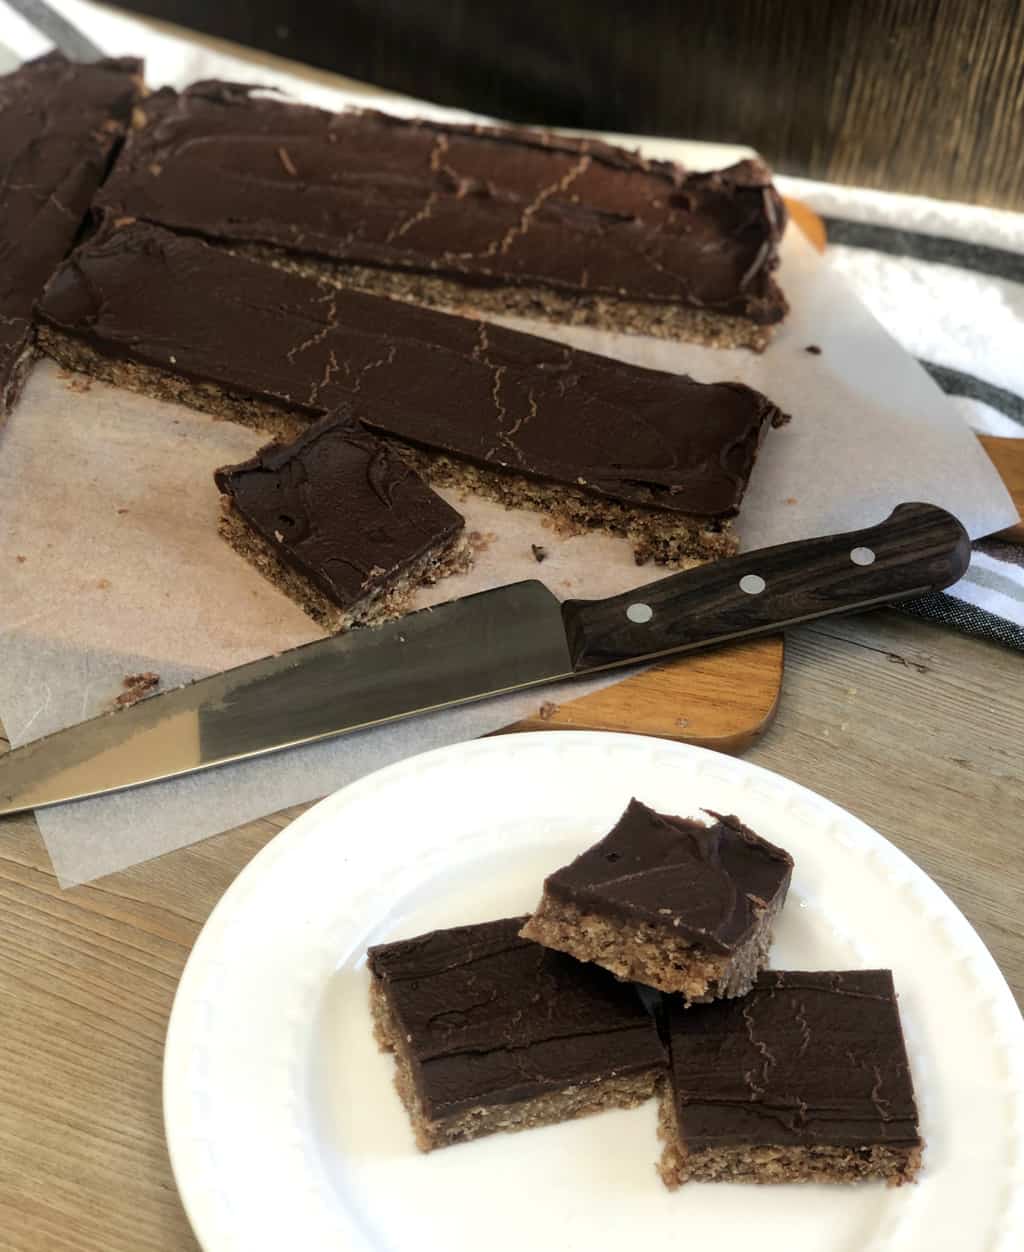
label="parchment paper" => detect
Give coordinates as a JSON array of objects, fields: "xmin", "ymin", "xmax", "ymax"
[{"xmin": 0, "ymin": 211, "xmax": 1016, "ymax": 886}]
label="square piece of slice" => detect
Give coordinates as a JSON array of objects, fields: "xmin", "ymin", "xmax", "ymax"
[
  {"xmin": 520, "ymin": 799, "xmax": 792, "ymax": 1001},
  {"xmin": 367, "ymin": 916, "xmax": 665, "ymax": 1151},
  {"xmin": 658, "ymin": 970, "xmax": 924, "ymax": 1187},
  {"xmin": 214, "ymin": 414, "xmax": 470, "ymax": 631}
]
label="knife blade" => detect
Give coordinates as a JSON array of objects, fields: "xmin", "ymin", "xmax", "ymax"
[{"xmin": 0, "ymin": 502, "xmax": 970, "ymax": 816}]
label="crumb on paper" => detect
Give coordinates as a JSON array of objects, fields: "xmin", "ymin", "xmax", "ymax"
[
  {"xmin": 840, "ymin": 722, "xmax": 849, "ymax": 731},
  {"xmin": 96, "ymin": 578, "xmax": 111, "ymax": 590},
  {"xmin": 116, "ymin": 507, "xmax": 130, "ymax": 515},
  {"xmin": 468, "ymin": 530, "xmax": 497, "ymax": 554},
  {"xmin": 66, "ymin": 375, "xmax": 92, "ymax": 393},
  {"xmin": 15, "ymin": 554, "xmax": 27, "ymax": 564},
  {"xmin": 784, "ymin": 496, "xmax": 798, "ymax": 505},
  {"xmin": 278, "ymin": 145, "xmax": 299, "ymax": 176},
  {"xmin": 56, "ymin": 369, "xmax": 71, "ymax": 380},
  {"xmin": 805, "ymin": 344, "xmax": 822, "ymax": 355},
  {"xmin": 114, "ymin": 671, "xmax": 160, "ymax": 708},
  {"xmin": 531, "ymin": 544, "xmax": 548, "ymax": 563},
  {"xmin": 538, "ymin": 701, "xmax": 559, "ymax": 721},
  {"xmin": 846, "ymin": 686, "xmax": 858, "ymax": 695}
]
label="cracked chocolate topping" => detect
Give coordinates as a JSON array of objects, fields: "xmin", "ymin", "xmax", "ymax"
[
  {"xmin": 214, "ymin": 415, "xmax": 463, "ymax": 610},
  {"xmin": 368, "ymin": 916, "xmax": 665, "ymax": 1119},
  {"xmin": 542, "ymin": 799, "xmax": 793, "ymax": 953},
  {"xmin": 37, "ymin": 221, "xmax": 787, "ymax": 519},
  {"xmin": 666, "ymin": 970, "xmax": 922, "ymax": 1150},
  {"xmin": 0, "ymin": 52, "xmax": 140, "ymax": 408},
  {"xmin": 96, "ymin": 82, "xmax": 788, "ymax": 321}
]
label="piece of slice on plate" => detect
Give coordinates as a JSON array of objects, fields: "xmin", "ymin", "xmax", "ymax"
[
  {"xmin": 657, "ymin": 969, "xmax": 924, "ymax": 1187},
  {"xmin": 215, "ymin": 414, "xmax": 471, "ymax": 631},
  {"xmin": 367, "ymin": 916, "xmax": 665, "ymax": 1151},
  {"xmin": 521, "ymin": 798, "xmax": 792, "ymax": 1001}
]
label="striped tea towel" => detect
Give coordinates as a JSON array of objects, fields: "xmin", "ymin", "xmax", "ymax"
[{"xmin": 780, "ymin": 175, "xmax": 1024, "ymax": 651}]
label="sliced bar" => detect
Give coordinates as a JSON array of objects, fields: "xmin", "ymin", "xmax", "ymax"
[
  {"xmin": 214, "ymin": 415, "xmax": 469, "ymax": 631},
  {"xmin": 96, "ymin": 82, "xmax": 788, "ymax": 349},
  {"xmin": 521, "ymin": 799, "xmax": 793, "ymax": 1001},
  {"xmin": 0, "ymin": 51, "xmax": 141, "ymax": 415},
  {"xmin": 658, "ymin": 970, "xmax": 924, "ymax": 1186},
  {"xmin": 36, "ymin": 221, "xmax": 788, "ymax": 565},
  {"xmin": 367, "ymin": 916, "xmax": 665, "ymax": 1151}
]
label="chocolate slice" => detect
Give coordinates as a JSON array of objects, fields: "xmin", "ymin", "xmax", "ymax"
[
  {"xmin": 368, "ymin": 916, "xmax": 665, "ymax": 1151},
  {"xmin": 0, "ymin": 51, "xmax": 141, "ymax": 414},
  {"xmin": 658, "ymin": 970, "xmax": 924, "ymax": 1186},
  {"xmin": 214, "ymin": 415, "xmax": 469, "ymax": 631},
  {"xmin": 36, "ymin": 220, "xmax": 788, "ymax": 566},
  {"xmin": 95, "ymin": 83, "xmax": 787, "ymax": 349},
  {"xmin": 521, "ymin": 799, "xmax": 793, "ymax": 1001}
]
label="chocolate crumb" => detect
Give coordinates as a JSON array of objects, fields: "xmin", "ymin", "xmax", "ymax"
[
  {"xmin": 531, "ymin": 544, "xmax": 548, "ymax": 563},
  {"xmin": 805, "ymin": 344, "xmax": 822, "ymax": 355},
  {"xmin": 15, "ymin": 555, "xmax": 26, "ymax": 564},
  {"xmin": 538, "ymin": 700, "xmax": 559, "ymax": 720},
  {"xmin": 784, "ymin": 496, "xmax": 798, "ymax": 505},
  {"xmin": 96, "ymin": 578, "xmax": 111, "ymax": 590},
  {"xmin": 114, "ymin": 671, "xmax": 160, "ymax": 708},
  {"xmin": 116, "ymin": 507, "xmax": 130, "ymax": 515}
]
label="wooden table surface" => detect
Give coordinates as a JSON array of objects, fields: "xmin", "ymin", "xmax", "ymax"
[{"xmin": 2, "ymin": 608, "xmax": 1022, "ymax": 1251}]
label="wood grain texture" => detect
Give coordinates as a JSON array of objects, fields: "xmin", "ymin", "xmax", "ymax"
[
  {"xmin": 1, "ymin": 610, "xmax": 1022, "ymax": 1250},
  {"xmin": 560, "ymin": 504, "xmax": 970, "ymax": 670},
  {"xmin": 509, "ymin": 636, "xmax": 783, "ymax": 754},
  {"xmin": 116, "ymin": 0, "xmax": 1024, "ymax": 206},
  {"xmin": 979, "ymin": 436, "xmax": 1024, "ymax": 542}
]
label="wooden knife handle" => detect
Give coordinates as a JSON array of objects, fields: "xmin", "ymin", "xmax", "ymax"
[{"xmin": 562, "ymin": 502, "xmax": 970, "ymax": 671}]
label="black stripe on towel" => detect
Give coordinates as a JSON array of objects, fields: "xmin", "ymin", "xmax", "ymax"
[
  {"xmin": 821, "ymin": 215, "xmax": 1024, "ymax": 287},
  {"xmin": 919, "ymin": 361, "xmax": 1024, "ymax": 428},
  {"xmin": 895, "ymin": 592, "xmax": 1024, "ymax": 652}
]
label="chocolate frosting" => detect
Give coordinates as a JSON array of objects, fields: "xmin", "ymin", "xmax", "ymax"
[
  {"xmin": 0, "ymin": 52, "xmax": 140, "ymax": 406},
  {"xmin": 215, "ymin": 415, "xmax": 463, "ymax": 609},
  {"xmin": 96, "ymin": 82, "xmax": 788, "ymax": 321},
  {"xmin": 667, "ymin": 970, "xmax": 922, "ymax": 1150},
  {"xmin": 543, "ymin": 799, "xmax": 793, "ymax": 954},
  {"xmin": 37, "ymin": 221, "xmax": 787, "ymax": 518},
  {"xmin": 368, "ymin": 917, "xmax": 665, "ymax": 1119}
]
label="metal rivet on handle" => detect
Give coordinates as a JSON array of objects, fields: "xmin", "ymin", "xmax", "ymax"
[
  {"xmin": 626, "ymin": 603, "xmax": 653, "ymax": 624},
  {"xmin": 739, "ymin": 574, "xmax": 766, "ymax": 595},
  {"xmin": 850, "ymin": 547, "xmax": 876, "ymax": 566}
]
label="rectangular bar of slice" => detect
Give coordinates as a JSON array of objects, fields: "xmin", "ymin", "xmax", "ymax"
[
  {"xmin": 214, "ymin": 415, "xmax": 469, "ymax": 631},
  {"xmin": 658, "ymin": 970, "xmax": 924, "ymax": 1187},
  {"xmin": 521, "ymin": 799, "xmax": 793, "ymax": 1001},
  {"xmin": 0, "ymin": 51, "xmax": 141, "ymax": 415},
  {"xmin": 95, "ymin": 83, "xmax": 787, "ymax": 350},
  {"xmin": 36, "ymin": 220, "xmax": 788, "ymax": 565},
  {"xmin": 367, "ymin": 916, "xmax": 665, "ymax": 1151}
]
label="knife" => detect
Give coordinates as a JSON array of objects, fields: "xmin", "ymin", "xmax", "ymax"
[{"xmin": 0, "ymin": 502, "xmax": 969, "ymax": 817}]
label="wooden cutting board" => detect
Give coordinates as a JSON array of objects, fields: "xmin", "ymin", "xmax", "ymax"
[{"xmin": 508, "ymin": 199, "xmax": 1023, "ymax": 754}]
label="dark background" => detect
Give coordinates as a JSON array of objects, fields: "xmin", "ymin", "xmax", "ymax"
[{"xmin": 115, "ymin": 0, "xmax": 1024, "ymax": 207}]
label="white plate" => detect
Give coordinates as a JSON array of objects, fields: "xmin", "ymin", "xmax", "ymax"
[{"xmin": 164, "ymin": 732, "xmax": 1024, "ymax": 1252}]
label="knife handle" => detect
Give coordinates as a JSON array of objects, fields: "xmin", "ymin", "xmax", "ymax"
[{"xmin": 561, "ymin": 502, "xmax": 970, "ymax": 671}]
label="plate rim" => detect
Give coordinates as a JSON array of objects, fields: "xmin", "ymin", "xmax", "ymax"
[{"xmin": 163, "ymin": 730, "xmax": 1024, "ymax": 1252}]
